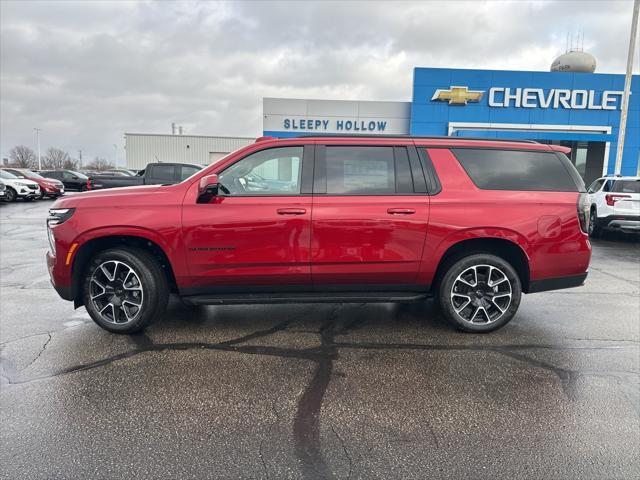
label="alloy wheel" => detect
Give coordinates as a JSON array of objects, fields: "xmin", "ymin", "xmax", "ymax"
[
  {"xmin": 589, "ymin": 210, "xmax": 596, "ymax": 235},
  {"xmin": 89, "ymin": 260, "xmax": 144, "ymax": 324},
  {"xmin": 450, "ymin": 264, "xmax": 512, "ymax": 324}
]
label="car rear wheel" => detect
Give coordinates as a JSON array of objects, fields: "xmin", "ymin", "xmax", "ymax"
[
  {"xmin": 437, "ymin": 254, "xmax": 522, "ymax": 333},
  {"xmin": 588, "ymin": 208, "xmax": 601, "ymax": 237},
  {"xmin": 82, "ymin": 247, "xmax": 169, "ymax": 334},
  {"xmin": 5, "ymin": 188, "xmax": 17, "ymax": 202}
]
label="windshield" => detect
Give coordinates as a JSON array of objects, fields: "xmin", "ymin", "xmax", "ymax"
[
  {"xmin": 70, "ymin": 170, "xmax": 89, "ymax": 179},
  {"xmin": 180, "ymin": 149, "xmax": 241, "ymax": 184},
  {"xmin": 0, "ymin": 170, "xmax": 18, "ymax": 179},
  {"xmin": 21, "ymin": 169, "xmax": 44, "ymax": 179}
]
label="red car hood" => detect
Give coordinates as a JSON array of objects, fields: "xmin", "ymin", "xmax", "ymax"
[{"xmin": 53, "ymin": 184, "xmax": 165, "ymax": 208}]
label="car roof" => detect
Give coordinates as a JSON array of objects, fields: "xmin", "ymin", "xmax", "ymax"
[
  {"xmin": 597, "ymin": 176, "xmax": 640, "ymax": 181},
  {"xmin": 255, "ymin": 135, "xmax": 567, "ymax": 153}
]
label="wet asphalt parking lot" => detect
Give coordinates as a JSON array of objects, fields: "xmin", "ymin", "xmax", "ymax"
[{"xmin": 0, "ymin": 199, "xmax": 638, "ymax": 480}]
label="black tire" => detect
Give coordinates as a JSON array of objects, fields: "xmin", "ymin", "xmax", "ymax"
[
  {"xmin": 80, "ymin": 185, "xmax": 88, "ymax": 192},
  {"xmin": 437, "ymin": 253, "xmax": 522, "ymax": 333},
  {"xmin": 588, "ymin": 208, "xmax": 601, "ymax": 238},
  {"xmin": 82, "ymin": 247, "xmax": 169, "ymax": 334},
  {"xmin": 5, "ymin": 188, "xmax": 17, "ymax": 202}
]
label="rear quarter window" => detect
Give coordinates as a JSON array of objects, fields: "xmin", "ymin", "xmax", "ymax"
[
  {"xmin": 451, "ymin": 148, "xmax": 579, "ymax": 192},
  {"xmin": 612, "ymin": 179, "xmax": 640, "ymax": 194}
]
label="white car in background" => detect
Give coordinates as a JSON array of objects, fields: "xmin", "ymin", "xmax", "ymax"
[
  {"xmin": 587, "ymin": 175, "xmax": 640, "ymax": 236},
  {"xmin": 0, "ymin": 169, "xmax": 41, "ymax": 202}
]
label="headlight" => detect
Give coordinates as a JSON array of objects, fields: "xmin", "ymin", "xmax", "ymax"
[
  {"xmin": 47, "ymin": 208, "xmax": 75, "ymax": 226},
  {"xmin": 46, "ymin": 209, "xmax": 75, "ymax": 255},
  {"xmin": 47, "ymin": 227, "xmax": 56, "ymax": 255}
]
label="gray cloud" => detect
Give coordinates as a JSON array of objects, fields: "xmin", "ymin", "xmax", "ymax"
[{"xmin": 1, "ymin": 0, "xmax": 637, "ymax": 163}]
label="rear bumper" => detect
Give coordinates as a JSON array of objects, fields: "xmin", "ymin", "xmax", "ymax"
[
  {"xmin": 528, "ymin": 272, "xmax": 588, "ymax": 293},
  {"xmin": 597, "ymin": 214, "xmax": 640, "ymax": 233}
]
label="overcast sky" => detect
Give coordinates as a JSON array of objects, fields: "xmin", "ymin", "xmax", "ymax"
[{"xmin": 1, "ymin": 0, "xmax": 638, "ymax": 164}]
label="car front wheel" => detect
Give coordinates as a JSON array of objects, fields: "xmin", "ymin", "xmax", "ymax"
[
  {"xmin": 82, "ymin": 247, "xmax": 169, "ymax": 334},
  {"xmin": 438, "ymin": 253, "xmax": 522, "ymax": 333},
  {"xmin": 5, "ymin": 188, "xmax": 17, "ymax": 202}
]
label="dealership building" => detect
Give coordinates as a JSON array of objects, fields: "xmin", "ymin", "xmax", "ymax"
[
  {"xmin": 264, "ymin": 67, "xmax": 639, "ymax": 184},
  {"xmin": 126, "ymin": 64, "xmax": 638, "ymax": 183}
]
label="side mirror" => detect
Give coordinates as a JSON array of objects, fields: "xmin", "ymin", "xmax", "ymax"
[{"xmin": 197, "ymin": 174, "xmax": 219, "ymax": 203}]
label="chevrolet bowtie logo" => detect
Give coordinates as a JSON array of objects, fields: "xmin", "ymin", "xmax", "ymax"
[{"xmin": 431, "ymin": 86, "xmax": 485, "ymax": 105}]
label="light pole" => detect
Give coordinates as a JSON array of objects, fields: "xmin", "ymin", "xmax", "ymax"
[
  {"xmin": 614, "ymin": 0, "xmax": 639, "ymax": 174},
  {"xmin": 34, "ymin": 128, "xmax": 41, "ymax": 170}
]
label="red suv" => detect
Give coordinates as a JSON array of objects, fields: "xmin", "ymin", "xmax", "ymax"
[{"xmin": 46, "ymin": 136, "xmax": 591, "ymax": 334}]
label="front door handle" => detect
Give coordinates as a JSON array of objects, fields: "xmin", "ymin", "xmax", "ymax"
[
  {"xmin": 277, "ymin": 208, "xmax": 307, "ymax": 215},
  {"xmin": 387, "ymin": 208, "xmax": 416, "ymax": 215}
]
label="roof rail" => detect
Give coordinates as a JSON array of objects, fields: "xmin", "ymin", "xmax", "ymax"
[{"xmin": 293, "ymin": 133, "xmax": 540, "ymax": 144}]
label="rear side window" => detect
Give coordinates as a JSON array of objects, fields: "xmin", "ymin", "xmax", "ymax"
[
  {"xmin": 451, "ymin": 149, "xmax": 578, "ymax": 192},
  {"xmin": 324, "ymin": 146, "xmax": 396, "ymax": 195},
  {"xmin": 612, "ymin": 179, "xmax": 640, "ymax": 193}
]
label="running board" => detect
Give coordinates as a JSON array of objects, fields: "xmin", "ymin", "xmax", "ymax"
[{"xmin": 182, "ymin": 291, "xmax": 430, "ymax": 306}]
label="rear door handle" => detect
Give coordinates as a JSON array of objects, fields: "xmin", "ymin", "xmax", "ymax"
[
  {"xmin": 387, "ymin": 208, "xmax": 416, "ymax": 215},
  {"xmin": 277, "ymin": 208, "xmax": 307, "ymax": 215}
]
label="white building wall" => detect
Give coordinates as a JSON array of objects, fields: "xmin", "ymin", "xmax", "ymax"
[
  {"xmin": 263, "ymin": 98, "xmax": 411, "ymax": 136},
  {"xmin": 125, "ymin": 134, "xmax": 255, "ymax": 170}
]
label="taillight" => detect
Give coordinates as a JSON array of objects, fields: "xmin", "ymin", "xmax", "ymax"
[
  {"xmin": 577, "ymin": 192, "xmax": 590, "ymax": 234},
  {"xmin": 605, "ymin": 194, "xmax": 631, "ymax": 206},
  {"xmin": 86, "ymin": 179, "xmax": 92, "ymax": 190}
]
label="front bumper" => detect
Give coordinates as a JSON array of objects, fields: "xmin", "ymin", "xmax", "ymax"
[
  {"xmin": 17, "ymin": 187, "xmax": 40, "ymax": 198},
  {"xmin": 42, "ymin": 186, "xmax": 64, "ymax": 196},
  {"xmin": 46, "ymin": 251, "xmax": 74, "ymax": 301}
]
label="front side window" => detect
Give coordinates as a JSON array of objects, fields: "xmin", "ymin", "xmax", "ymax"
[
  {"xmin": 219, "ymin": 146, "xmax": 303, "ymax": 195},
  {"xmin": 325, "ymin": 146, "xmax": 396, "ymax": 195}
]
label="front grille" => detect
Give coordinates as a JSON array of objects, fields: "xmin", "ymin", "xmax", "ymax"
[{"xmin": 26, "ymin": 184, "xmax": 37, "ymax": 190}]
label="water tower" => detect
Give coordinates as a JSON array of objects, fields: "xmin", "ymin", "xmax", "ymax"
[{"xmin": 550, "ymin": 32, "xmax": 597, "ymax": 73}]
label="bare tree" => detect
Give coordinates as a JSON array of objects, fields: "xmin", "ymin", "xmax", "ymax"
[
  {"xmin": 85, "ymin": 156, "xmax": 114, "ymax": 171},
  {"xmin": 63, "ymin": 158, "xmax": 80, "ymax": 170},
  {"xmin": 9, "ymin": 145, "xmax": 37, "ymax": 168},
  {"xmin": 42, "ymin": 148, "xmax": 73, "ymax": 170}
]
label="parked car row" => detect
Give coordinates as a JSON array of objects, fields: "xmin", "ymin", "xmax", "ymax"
[
  {"xmin": 0, "ymin": 169, "xmax": 44, "ymax": 201},
  {"xmin": 0, "ymin": 163, "xmax": 202, "ymax": 202}
]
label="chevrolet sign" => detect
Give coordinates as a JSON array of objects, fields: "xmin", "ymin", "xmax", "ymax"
[
  {"xmin": 431, "ymin": 86, "xmax": 484, "ymax": 105},
  {"xmin": 432, "ymin": 85, "xmax": 626, "ymax": 110}
]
